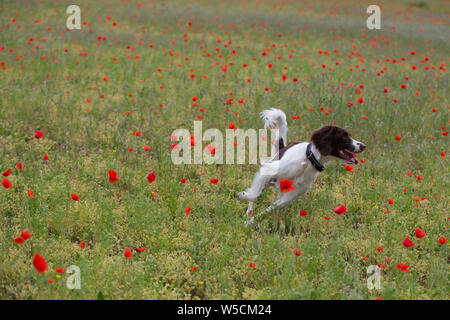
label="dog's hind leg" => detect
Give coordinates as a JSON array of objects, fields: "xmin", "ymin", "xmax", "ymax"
[{"xmin": 246, "ymin": 201, "xmax": 254, "ymax": 216}]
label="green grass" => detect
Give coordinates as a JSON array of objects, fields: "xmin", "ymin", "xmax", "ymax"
[{"xmin": 0, "ymin": 0, "xmax": 448, "ymax": 299}]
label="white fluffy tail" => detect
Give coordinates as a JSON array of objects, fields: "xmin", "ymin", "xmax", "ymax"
[{"xmin": 260, "ymin": 108, "xmax": 287, "ymax": 155}]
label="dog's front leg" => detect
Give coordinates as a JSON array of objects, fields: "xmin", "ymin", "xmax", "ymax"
[{"xmin": 244, "ymin": 189, "xmax": 300, "ymax": 227}]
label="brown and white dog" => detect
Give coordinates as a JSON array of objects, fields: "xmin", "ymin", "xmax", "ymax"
[{"xmin": 236, "ymin": 108, "xmax": 366, "ymax": 226}]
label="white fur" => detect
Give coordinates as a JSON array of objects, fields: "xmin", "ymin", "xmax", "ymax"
[{"xmin": 260, "ymin": 108, "xmax": 287, "ymax": 155}]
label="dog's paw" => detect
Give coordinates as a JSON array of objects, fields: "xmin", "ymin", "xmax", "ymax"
[
  {"xmin": 244, "ymin": 217, "xmax": 255, "ymax": 227},
  {"xmin": 236, "ymin": 191, "xmax": 247, "ymax": 201}
]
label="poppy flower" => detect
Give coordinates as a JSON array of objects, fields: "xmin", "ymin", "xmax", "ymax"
[
  {"xmin": 2, "ymin": 169, "xmax": 12, "ymax": 177},
  {"xmin": 35, "ymin": 130, "xmax": 44, "ymax": 139},
  {"xmin": 16, "ymin": 162, "xmax": 23, "ymax": 170},
  {"xmin": 377, "ymin": 246, "xmax": 383, "ymax": 253},
  {"xmin": 206, "ymin": 144, "xmax": 216, "ymax": 155},
  {"xmin": 280, "ymin": 179, "xmax": 295, "ymax": 193},
  {"xmin": 107, "ymin": 170, "xmax": 119, "ymax": 183},
  {"xmin": 14, "ymin": 237, "xmax": 25, "ymax": 244},
  {"xmin": 180, "ymin": 178, "xmax": 186, "ymax": 183},
  {"xmin": 55, "ymin": 267, "xmax": 64, "ymax": 274},
  {"xmin": 28, "ymin": 189, "xmax": 35, "ymax": 198},
  {"xmin": 184, "ymin": 207, "xmax": 192, "ymax": 216},
  {"xmin": 345, "ymin": 165, "xmax": 353, "ymax": 172},
  {"xmin": 48, "ymin": 278, "xmax": 54, "ymax": 284},
  {"xmin": 228, "ymin": 122, "xmax": 236, "ymax": 130},
  {"xmin": 395, "ymin": 136, "xmax": 402, "ymax": 141},
  {"xmin": 124, "ymin": 248, "xmax": 133, "ymax": 258},
  {"xmin": 136, "ymin": 248, "xmax": 146, "ymax": 252},
  {"xmin": 388, "ymin": 199, "xmax": 394, "ymax": 205},
  {"xmin": 334, "ymin": 204, "xmax": 347, "ymax": 214},
  {"xmin": 402, "ymin": 237, "xmax": 414, "ymax": 248},
  {"xmin": 294, "ymin": 248, "xmax": 303, "ymax": 256},
  {"xmin": 33, "ymin": 253, "xmax": 48, "ymax": 274},
  {"xmin": 71, "ymin": 193, "xmax": 80, "ymax": 201},
  {"xmin": 415, "ymin": 228, "xmax": 426, "ymax": 238},
  {"xmin": 21, "ymin": 230, "xmax": 32, "ymax": 240},
  {"xmin": 79, "ymin": 241, "xmax": 85, "ymax": 248},
  {"xmin": 396, "ymin": 263, "xmax": 410, "ymax": 272},
  {"xmin": 299, "ymin": 210, "xmax": 307, "ymax": 216},
  {"xmin": 43, "ymin": 154, "xmax": 49, "ymax": 160},
  {"xmin": 191, "ymin": 266, "xmax": 197, "ymax": 271},
  {"xmin": 438, "ymin": 237, "xmax": 447, "ymax": 245},
  {"xmin": 143, "ymin": 145, "xmax": 151, "ymax": 151},
  {"xmin": 147, "ymin": 172, "xmax": 156, "ymax": 184},
  {"xmin": 249, "ymin": 262, "xmax": 256, "ymax": 268},
  {"xmin": 2, "ymin": 178, "xmax": 12, "ymax": 189},
  {"xmin": 210, "ymin": 178, "xmax": 218, "ymax": 184}
]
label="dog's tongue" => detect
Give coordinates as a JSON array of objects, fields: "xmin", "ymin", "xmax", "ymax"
[{"xmin": 342, "ymin": 150, "xmax": 358, "ymax": 164}]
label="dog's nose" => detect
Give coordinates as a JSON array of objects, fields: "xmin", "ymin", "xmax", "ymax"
[{"xmin": 359, "ymin": 143, "xmax": 366, "ymax": 151}]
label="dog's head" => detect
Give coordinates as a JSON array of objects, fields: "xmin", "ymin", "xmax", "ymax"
[{"xmin": 311, "ymin": 126, "xmax": 366, "ymax": 164}]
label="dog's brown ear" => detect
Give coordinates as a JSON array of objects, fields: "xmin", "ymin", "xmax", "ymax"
[{"xmin": 311, "ymin": 126, "xmax": 334, "ymax": 156}]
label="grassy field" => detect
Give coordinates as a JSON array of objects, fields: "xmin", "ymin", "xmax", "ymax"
[{"xmin": 0, "ymin": 0, "xmax": 448, "ymax": 300}]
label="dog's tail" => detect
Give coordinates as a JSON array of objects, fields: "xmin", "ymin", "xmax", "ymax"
[{"xmin": 260, "ymin": 108, "xmax": 287, "ymax": 155}]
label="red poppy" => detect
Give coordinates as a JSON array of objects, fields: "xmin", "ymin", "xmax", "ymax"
[
  {"xmin": 2, "ymin": 169, "xmax": 12, "ymax": 177},
  {"xmin": 147, "ymin": 172, "xmax": 156, "ymax": 184},
  {"xmin": 249, "ymin": 262, "xmax": 256, "ymax": 268},
  {"xmin": 184, "ymin": 207, "xmax": 192, "ymax": 216},
  {"xmin": 294, "ymin": 248, "xmax": 303, "ymax": 256},
  {"xmin": 334, "ymin": 204, "xmax": 347, "ymax": 214},
  {"xmin": 108, "ymin": 170, "xmax": 119, "ymax": 183},
  {"xmin": 377, "ymin": 246, "xmax": 383, "ymax": 253},
  {"xmin": 299, "ymin": 210, "xmax": 307, "ymax": 216},
  {"xmin": 2, "ymin": 178, "xmax": 12, "ymax": 189},
  {"xmin": 28, "ymin": 189, "xmax": 35, "ymax": 198},
  {"xmin": 396, "ymin": 263, "xmax": 410, "ymax": 272},
  {"xmin": 180, "ymin": 178, "xmax": 186, "ymax": 183},
  {"xmin": 21, "ymin": 230, "xmax": 32, "ymax": 240},
  {"xmin": 438, "ymin": 237, "xmax": 447, "ymax": 245},
  {"xmin": 35, "ymin": 130, "xmax": 44, "ymax": 139},
  {"xmin": 71, "ymin": 193, "xmax": 80, "ymax": 201},
  {"xmin": 280, "ymin": 179, "xmax": 295, "ymax": 193},
  {"xmin": 191, "ymin": 266, "xmax": 197, "ymax": 271},
  {"xmin": 388, "ymin": 199, "xmax": 394, "ymax": 205},
  {"xmin": 143, "ymin": 145, "xmax": 151, "ymax": 151},
  {"xmin": 402, "ymin": 237, "xmax": 414, "ymax": 248},
  {"xmin": 14, "ymin": 237, "xmax": 25, "ymax": 244},
  {"xmin": 79, "ymin": 241, "xmax": 85, "ymax": 248},
  {"xmin": 137, "ymin": 248, "xmax": 146, "ymax": 252},
  {"xmin": 210, "ymin": 178, "xmax": 218, "ymax": 184},
  {"xmin": 55, "ymin": 267, "xmax": 64, "ymax": 274},
  {"xmin": 124, "ymin": 248, "xmax": 133, "ymax": 258},
  {"xmin": 345, "ymin": 164, "xmax": 353, "ymax": 172},
  {"xmin": 43, "ymin": 154, "xmax": 49, "ymax": 160},
  {"xmin": 395, "ymin": 136, "xmax": 402, "ymax": 141},
  {"xmin": 16, "ymin": 162, "xmax": 23, "ymax": 170},
  {"xmin": 206, "ymin": 144, "xmax": 216, "ymax": 155},
  {"xmin": 33, "ymin": 253, "xmax": 48, "ymax": 274},
  {"xmin": 415, "ymin": 228, "xmax": 426, "ymax": 238}
]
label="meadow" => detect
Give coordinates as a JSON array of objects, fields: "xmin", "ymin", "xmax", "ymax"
[{"xmin": 0, "ymin": 0, "xmax": 448, "ymax": 300}]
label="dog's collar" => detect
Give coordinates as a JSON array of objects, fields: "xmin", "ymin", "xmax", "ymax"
[{"xmin": 306, "ymin": 143, "xmax": 327, "ymax": 172}]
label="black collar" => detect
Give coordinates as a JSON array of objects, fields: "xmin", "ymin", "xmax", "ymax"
[{"xmin": 306, "ymin": 143, "xmax": 327, "ymax": 172}]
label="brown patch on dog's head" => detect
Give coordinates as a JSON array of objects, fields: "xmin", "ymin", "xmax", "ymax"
[{"xmin": 310, "ymin": 126, "xmax": 361, "ymax": 164}]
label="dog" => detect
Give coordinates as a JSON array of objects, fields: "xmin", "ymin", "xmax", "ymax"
[{"xmin": 236, "ymin": 108, "xmax": 366, "ymax": 226}]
